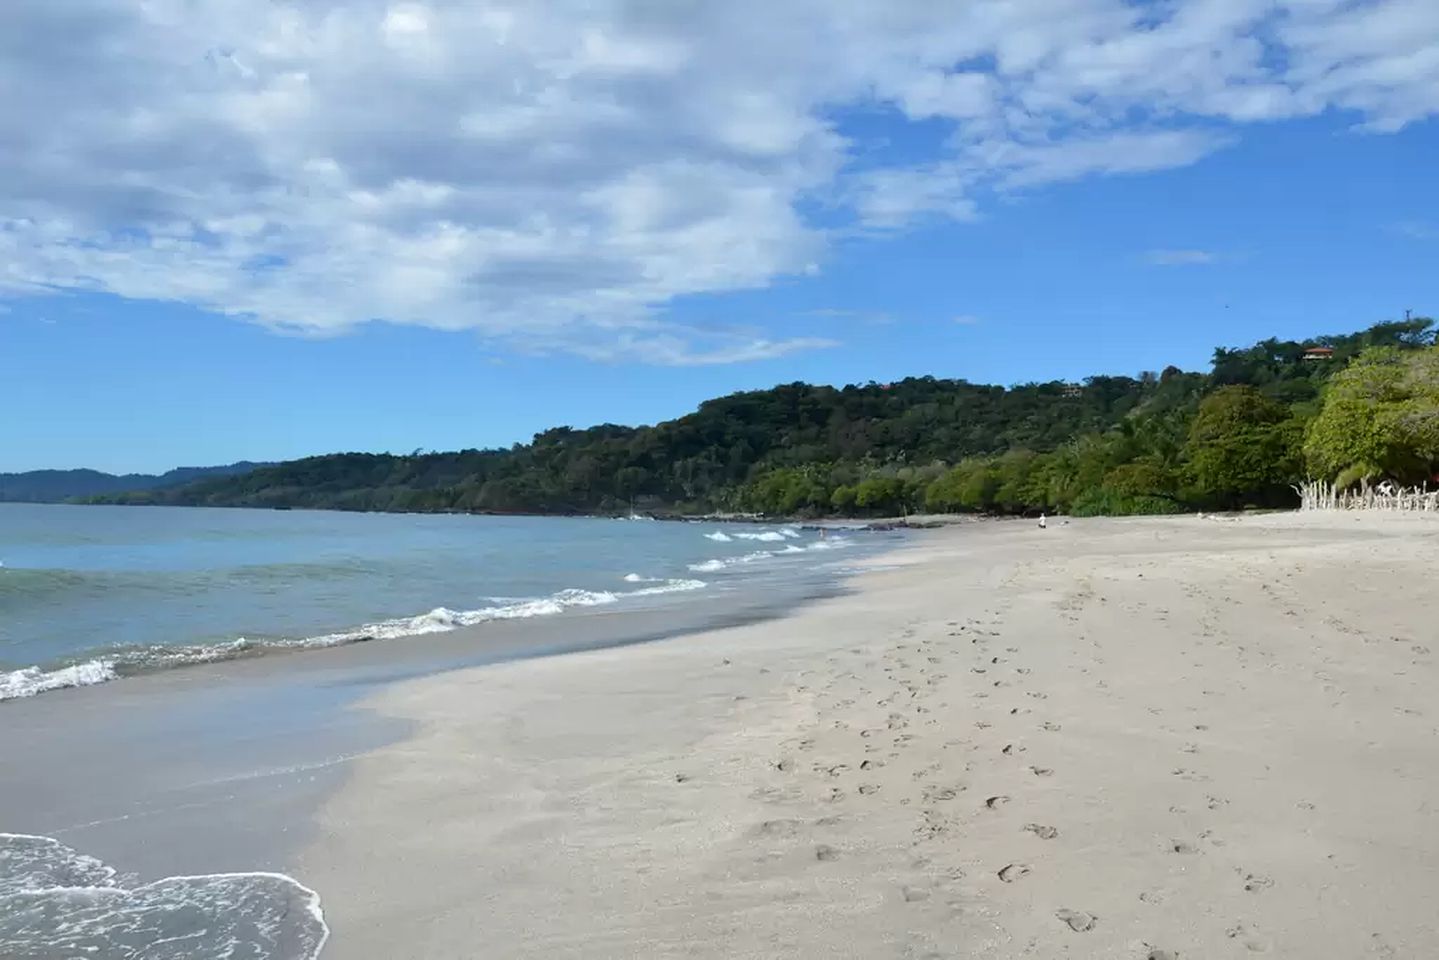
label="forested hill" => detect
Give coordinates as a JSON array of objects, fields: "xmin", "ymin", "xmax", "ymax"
[
  {"xmin": 94, "ymin": 318, "xmax": 1438, "ymax": 518},
  {"xmin": 0, "ymin": 462, "xmax": 272, "ymax": 503}
]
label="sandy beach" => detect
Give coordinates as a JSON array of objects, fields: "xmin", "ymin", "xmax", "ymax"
[{"xmin": 302, "ymin": 513, "xmax": 1439, "ymax": 959}]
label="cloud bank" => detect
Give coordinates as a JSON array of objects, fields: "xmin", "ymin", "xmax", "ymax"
[{"xmin": 1, "ymin": 0, "xmax": 1435, "ymax": 361}]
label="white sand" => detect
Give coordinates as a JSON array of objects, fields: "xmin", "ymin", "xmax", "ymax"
[{"xmin": 302, "ymin": 513, "xmax": 1439, "ymax": 959}]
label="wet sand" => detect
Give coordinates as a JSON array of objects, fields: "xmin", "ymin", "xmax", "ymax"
[
  {"xmin": 302, "ymin": 512, "xmax": 1439, "ymax": 959},
  {"xmin": 0, "ymin": 561, "xmax": 852, "ymax": 884}
]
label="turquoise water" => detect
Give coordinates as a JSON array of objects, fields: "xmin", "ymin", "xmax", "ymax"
[{"xmin": 0, "ymin": 503, "xmax": 870, "ymax": 700}]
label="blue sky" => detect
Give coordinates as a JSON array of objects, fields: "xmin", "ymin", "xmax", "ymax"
[{"xmin": 2, "ymin": 0, "xmax": 1437, "ymax": 473}]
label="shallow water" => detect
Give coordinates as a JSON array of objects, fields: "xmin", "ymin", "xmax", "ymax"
[
  {"xmin": 0, "ymin": 504, "xmax": 872, "ymax": 700},
  {"xmin": 0, "ymin": 833, "xmax": 327, "ymax": 960}
]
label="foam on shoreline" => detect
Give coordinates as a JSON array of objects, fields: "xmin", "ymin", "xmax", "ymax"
[
  {"xmin": 0, "ymin": 833, "xmax": 328, "ymax": 960},
  {"xmin": 0, "ymin": 577, "xmax": 708, "ymax": 702}
]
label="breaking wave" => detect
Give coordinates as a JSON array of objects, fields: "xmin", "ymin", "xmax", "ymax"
[
  {"xmin": 0, "ymin": 577, "xmax": 707, "ymax": 703},
  {"xmin": 0, "ymin": 833, "xmax": 327, "ymax": 960},
  {"xmin": 688, "ymin": 536, "xmax": 851, "ymax": 573}
]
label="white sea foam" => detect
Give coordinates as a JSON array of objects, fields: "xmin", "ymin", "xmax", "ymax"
[
  {"xmin": 0, "ymin": 579, "xmax": 709, "ymax": 703},
  {"xmin": 627, "ymin": 578, "xmax": 707, "ymax": 597},
  {"xmin": 688, "ymin": 549, "xmax": 777, "ymax": 571},
  {"xmin": 0, "ymin": 833, "xmax": 328, "ymax": 960},
  {"xmin": 0, "ymin": 660, "xmax": 118, "ymax": 702},
  {"xmin": 734, "ymin": 530, "xmax": 788, "ymax": 542},
  {"xmin": 687, "ymin": 537, "xmax": 853, "ymax": 573},
  {"xmin": 703, "ymin": 531, "xmax": 733, "ymax": 542}
]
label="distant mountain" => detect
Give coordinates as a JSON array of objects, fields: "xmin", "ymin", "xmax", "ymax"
[
  {"xmin": 0, "ymin": 462, "xmax": 271, "ymax": 503},
  {"xmin": 84, "ymin": 317, "xmax": 1437, "ymax": 519}
]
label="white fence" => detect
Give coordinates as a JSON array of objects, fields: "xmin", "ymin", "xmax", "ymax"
[{"xmin": 1293, "ymin": 479, "xmax": 1439, "ymax": 512}]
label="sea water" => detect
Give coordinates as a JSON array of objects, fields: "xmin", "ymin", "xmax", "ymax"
[
  {"xmin": 0, "ymin": 833, "xmax": 328, "ymax": 959},
  {"xmin": 0, "ymin": 504, "xmax": 893, "ymax": 958},
  {"xmin": 0, "ymin": 503, "xmax": 872, "ymax": 701}
]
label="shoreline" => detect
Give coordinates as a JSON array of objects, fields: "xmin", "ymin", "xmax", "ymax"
[
  {"xmin": 0, "ymin": 508, "xmax": 904, "ymax": 703},
  {"xmin": 0, "ymin": 528, "xmax": 902, "ymax": 897},
  {"xmin": 301, "ymin": 512, "xmax": 1439, "ymax": 959}
]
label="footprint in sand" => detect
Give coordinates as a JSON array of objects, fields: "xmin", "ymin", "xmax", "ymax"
[
  {"xmin": 901, "ymin": 886, "xmax": 931, "ymax": 903},
  {"xmin": 1146, "ymin": 947, "xmax": 1179, "ymax": 960},
  {"xmin": 1226, "ymin": 922, "xmax": 1271, "ymax": 952},
  {"xmin": 815, "ymin": 845, "xmax": 840, "ymax": 862},
  {"xmin": 858, "ymin": 783, "xmax": 881, "ymax": 796},
  {"xmin": 1023, "ymin": 823, "xmax": 1059, "ymax": 840},
  {"xmin": 1041, "ymin": 721, "xmax": 1061, "ymax": 732},
  {"xmin": 1369, "ymin": 933, "xmax": 1399, "ymax": 958},
  {"xmin": 1030, "ymin": 766, "xmax": 1054, "ymax": 777},
  {"xmin": 1242, "ymin": 872, "xmax": 1274, "ymax": 892},
  {"xmin": 1170, "ymin": 840, "xmax": 1199, "ymax": 855},
  {"xmin": 985, "ymin": 795, "xmax": 1010, "ymax": 809},
  {"xmin": 997, "ymin": 863, "xmax": 1031, "ymax": 883},
  {"xmin": 1055, "ymin": 908, "xmax": 1097, "ymax": 932}
]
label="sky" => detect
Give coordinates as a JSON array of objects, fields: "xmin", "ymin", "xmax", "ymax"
[{"xmin": 1, "ymin": 0, "xmax": 1437, "ymax": 474}]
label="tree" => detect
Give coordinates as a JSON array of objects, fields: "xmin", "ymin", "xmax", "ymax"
[
  {"xmin": 1186, "ymin": 386, "xmax": 1302, "ymax": 508},
  {"xmin": 83, "ymin": 317, "xmax": 1433, "ymax": 518},
  {"xmin": 1304, "ymin": 346, "xmax": 1439, "ymax": 486}
]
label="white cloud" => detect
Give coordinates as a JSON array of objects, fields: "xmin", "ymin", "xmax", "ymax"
[
  {"xmin": 0, "ymin": 0, "xmax": 1435, "ymax": 360},
  {"xmin": 565, "ymin": 330, "xmax": 839, "ymax": 366},
  {"xmin": 1146, "ymin": 249, "xmax": 1218, "ymax": 266}
]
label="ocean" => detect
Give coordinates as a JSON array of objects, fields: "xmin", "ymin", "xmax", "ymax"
[
  {"xmin": 1, "ymin": 503, "xmax": 897, "ymax": 958},
  {"xmin": 0, "ymin": 503, "xmax": 876, "ymax": 702}
]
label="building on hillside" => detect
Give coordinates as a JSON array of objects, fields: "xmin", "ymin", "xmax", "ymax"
[{"xmin": 1302, "ymin": 346, "xmax": 1335, "ymax": 361}]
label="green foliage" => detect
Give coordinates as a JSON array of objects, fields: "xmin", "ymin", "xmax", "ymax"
[
  {"xmin": 88, "ymin": 317, "xmax": 1437, "ymax": 519},
  {"xmin": 1069, "ymin": 488, "xmax": 1187, "ymax": 517},
  {"xmin": 1185, "ymin": 386, "xmax": 1304, "ymax": 508},
  {"xmin": 1304, "ymin": 345, "xmax": 1439, "ymax": 485}
]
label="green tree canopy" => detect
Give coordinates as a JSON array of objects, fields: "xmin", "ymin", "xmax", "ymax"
[
  {"xmin": 1186, "ymin": 386, "xmax": 1303, "ymax": 508},
  {"xmin": 1304, "ymin": 346, "xmax": 1439, "ymax": 486},
  {"xmin": 82, "ymin": 317, "xmax": 1434, "ymax": 518}
]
